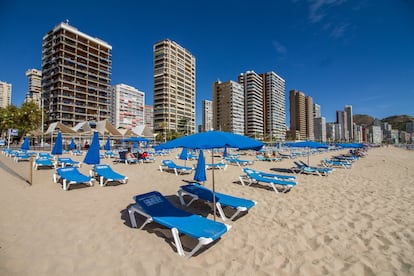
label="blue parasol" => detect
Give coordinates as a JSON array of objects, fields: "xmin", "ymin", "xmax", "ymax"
[
  {"xmin": 51, "ymin": 132, "xmax": 63, "ymax": 155},
  {"xmin": 157, "ymin": 130, "xmax": 263, "ymax": 220},
  {"xmin": 20, "ymin": 136, "xmax": 30, "ymax": 151},
  {"xmin": 193, "ymin": 149, "xmax": 206, "ymax": 183},
  {"xmin": 68, "ymin": 137, "xmax": 76, "ymax": 150},
  {"xmin": 104, "ymin": 136, "xmax": 111, "ymax": 151},
  {"xmin": 83, "ymin": 131, "xmax": 101, "ymax": 165}
]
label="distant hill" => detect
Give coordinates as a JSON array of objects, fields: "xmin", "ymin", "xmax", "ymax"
[
  {"xmin": 353, "ymin": 114, "xmax": 414, "ymax": 131},
  {"xmin": 353, "ymin": 114, "xmax": 375, "ymax": 126},
  {"xmin": 381, "ymin": 115, "xmax": 414, "ymax": 131}
]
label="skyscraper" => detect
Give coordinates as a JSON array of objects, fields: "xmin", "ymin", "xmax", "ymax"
[
  {"xmin": 202, "ymin": 99, "xmax": 213, "ymax": 132},
  {"xmin": 153, "ymin": 39, "xmax": 196, "ymax": 137},
  {"xmin": 336, "ymin": 110, "xmax": 348, "ymax": 141},
  {"xmin": 238, "ymin": 71, "xmax": 264, "ymax": 138},
  {"xmin": 25, "ymin": 69, "xmax": 42, "ymax": 107},
  {"xmin": 0, "ymin": 81, "xmax": 12, "ymax": 108},
  {"xmin": 41, "ymin": 22, "xmax": 112, "ymax": 126},
  {"xmin": 261, "ymin": 71, "xmax": 286, "ymax": 141},
  {"xmin": 344, "ymin": 105, "xmax": 353, "ymax": 141},
  {"xmin": 111, "ymin": 84, "xmax": 145, "ymax": 129},
  {"xmin": 213, "ymin": 80, "xmax": 244, "ymax": 135},
  {"xmin": 289, "ymin": 90, "xmax": 314, "ymax": 140}
]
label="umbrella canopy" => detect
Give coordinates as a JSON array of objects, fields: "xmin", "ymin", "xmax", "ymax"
[
  {"xmin": 157, "ymin": 131, "xmax": 263, "ymax": 220},
  {"xmin": 193, "ymin": 149, "xmax": 206, "ymax": 183},
  {"xmin": 285, "ymin": 141, "xmax": 328, "ymax": 149},
  {"xmin": 51, "ymin": 132, "xmax": 63, "ymax": 155},
  {"xmin": 156, "ymin": 131, "xmax": 263, "ymax": 151},
  {"xmin": 68, "ymin": 138, "xmax": 76, "ymax": 150},
  {"xmin": 20, "ymin": 136, "xmax": 30, "ymax": 151},
  {"xmin": 104, "ymin": 136, "xmax": 111, "ymax": 151},
  {"xmin": 83, "ymin": 131, "xmax": 101, "ymax": 165},
  {"xmin": 336, "ymin": 143, "xmax": 364, "ymax": 148},
  {"xmin": 285, "ymin": 140, "xmax": 328, "ymax": 165}
]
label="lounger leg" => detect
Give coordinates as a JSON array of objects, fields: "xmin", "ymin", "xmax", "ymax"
[
  {"xmin": 177, "ymin": 190, "xmax": 198, "ymax": 207},
  {"xmin": 215, "ymin": 203, "xmax": 228, "ymax": 221},
  {"xmin": 63, "ymin": 179, "xmax": 68, "ymax": 191},
  {"xmin": 128, "ymin": 205, "xmax": 153, "ymax": 229},
  {"xmin": 100, "ymin": 176, "xmax": 104, "ymax": 186},
  {"xmin": 171, "ymin": 228, "xmax": 185, "ymax": 256}
]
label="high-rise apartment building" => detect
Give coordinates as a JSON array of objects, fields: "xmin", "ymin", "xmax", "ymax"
[
  {"xmin": 289, "ymin": 90, "xmax": 314, "ymax": 140},
  {"xmin": 41, "ymin": 22, "xmax": 112, "ymax": 126},
  {"xmin": 25, "ymin": 69, "xmax": 42, "ymax": 107},
  {"xmin": 344, "ymin": 105, "xmax": 353, "ymax": 141},
  {"xmin": 238, "ymin": 71, "xmax": 264, "ymax": 138},
  {"xmin": 0, "ymin": 81, "xmax": 12, "ymax": 108},
  {"xmin": 202, "ymin": 99, "xmax": 213, "ymax": 132},
  {"xmin": 213, "ymin": 80, "xmax": 244, "ymax": 135},
  {"xmin": 261, "ymin": 71, "xmax": 286, "ymax": 141},
  {"xmin": 336, "ymin": 110, "xmax": 348, "ymax": 141},
  {"xmin": 111, "ymin": 84, "xmax": 145, "ymax": 129},
  {"xmin": 153, "ymin": 39, "xmax": 196, "ymax": 137},
  {"xmin": 144, "ymin": 105, "xmax": 154, "ymax": 131},
  {"xmin": 314, "ymin": 117, "xmax": 326, "ymax": 142}
]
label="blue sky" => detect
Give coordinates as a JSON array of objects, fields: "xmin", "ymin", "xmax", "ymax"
[{"xmin": 1, "ymin": 0, "xmax": 413, "ymax": 126}]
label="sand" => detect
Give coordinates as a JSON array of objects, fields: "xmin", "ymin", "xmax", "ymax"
[{"xmin": 0, "ymin": 146, "xmax": 413, "ymax": 275}]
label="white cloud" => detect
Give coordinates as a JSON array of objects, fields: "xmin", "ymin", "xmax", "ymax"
[
  {"xmin": 308, "ymin": 0, "xmax": 347, "ymax": 23},
  {"xmin": 272, "ymin": 41, "xmax": 287, "ymax": 55}
]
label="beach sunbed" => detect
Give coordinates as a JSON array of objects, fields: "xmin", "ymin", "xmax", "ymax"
[
  {"xmin": 91, "ymin": 164, "xmax": 128, "ymax": 186},
  {"xmin": 33, "ymin": 157, "xmax": 55, "ymax": 170},
  {"xmin": 159, "ymin": 160, "xmax": 193, "ymax": 176},
  {"xmin": 239, "ymin": 168, "xmax": 296, "ymax": 193},
  {"xmin": 178, "ymin": 183, "xmax": 256, "ymax": 221},
  {"xmin": 242, "ymin": 168, "xmax": 296, "ymax": 181},
  {"xmin": 128, "ymin": 191, "xmax": 231, "ymax": 258},
  {"xmin": 53, "ymin": 167, "xmax": 94, "ymax": 190},
  {"xmin": 320, "ymin": 158, "xmax": 352, "ymax": 169},
  {"xmin": 256, "ymin": 155, "xmax": 281, "ymax": 162},
  {"xmin": 205, "ymin": 163, "xmax": 227, "ymax": 170},
  {"xmin": 290, "ymin": 161, "xmax": 333, "ymax": 176},
  {"xmin": 57, "ymin": 157, "xmax": 81, "ymax": 168},
  {"xmin": 14, "ymin": 152, "xmax": 31, "ymax": 162},
  {"xmin": 223, "ymin": 157, "xmax": 254, "ymax": 166}
]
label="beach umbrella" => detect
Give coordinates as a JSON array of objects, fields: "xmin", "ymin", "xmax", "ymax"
[
  {"xmin": 83, "ymin": 131, "xmax": 100, "ymax": 165},
  {"xmin": 157, "ymin": 130, "xmax": 263, "ymax": 220},
  {"xmin": 20, "ymin": 136, "xmax": 30, "ymax": 151},
  {"xmin": 193, "ymin": 149, "xmax": 206, "ymax": 183},
  {"xmin": 104, "ymin": 136, "xmax": 111, "ymax": 151},
  {"xmin": 68, "ymin": 137, "xmax": 76, "ymax": 150},
  {"xmin": 51, "ymin": 132, "xmax": 63, "ymax": 156},
  {"xmin": 223, "ymin": 146, "xmax": 228, "ymax": 158},
  {"xmin": 179, "ymin": 147, "xmax": 188, "ymax": 160},
  {"xmin": 285, "ymin": 140, "xmax": 328, "ymax": 165}
]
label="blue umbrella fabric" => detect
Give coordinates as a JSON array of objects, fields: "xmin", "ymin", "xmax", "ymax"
[
  {"xmin": 20, "ymin": 136, "xmax": 30, "ymax": 151},
  {"xmin": 157, "ymin": 131, "xmax": 263, "ymax": 220},
  {"xmin": 285, "ymin": 140, "xmax": 328, "ymax": 165},
  {"xmin": 179, "ymin": 147, "xmax": 188, "ymax": 160},
  {"xmin": 83, "ymin": 131, "xmax": 101, "ymax": 165},
  {"xmin": 156, "ymin": 131, "xmax": 263, "ymax": 151},
  {"xmin": 194, "ymin": 149, "xmax": 207, "ymax": 183},
  {"xmin": 51, "ymin": 132, "xmax": 63, "ymax": 155},
  {"xmin": 336, "ymin": 143, "xmax": 364, "ymax": 148},
  {"xmin": 104, "ymin": 136, "xmax": 111, "ymax": 151},
  {"xmin": 68, "ymin": 138, "xmax": 76, "ymax": 150}
]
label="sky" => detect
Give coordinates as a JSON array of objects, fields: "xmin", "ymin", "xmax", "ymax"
[{"xmin": 1, "ymin": 0, "xmax": 413, "ymax": 126}]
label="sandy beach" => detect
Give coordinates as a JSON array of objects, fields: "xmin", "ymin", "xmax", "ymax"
[{"xmin": 0, "ymin": 146, "xmax": 413, "ymax": 275}]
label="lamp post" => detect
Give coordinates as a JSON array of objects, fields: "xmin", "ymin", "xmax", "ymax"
[{"xmin": 41, "ymin": 97, "xmax": 44, "ymax": 149}]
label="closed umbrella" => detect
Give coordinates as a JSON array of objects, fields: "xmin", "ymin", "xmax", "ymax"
[
  {"xmin": 68, "ymin": 138, "xmax": 76, "ymax": 150},
  {"xmin": 104, "ymin": 136, "xmax": 111, "ymax": 151},
  {"xmin": 156, "ymin": 130, "xmax": 263, "ymax": 220},
  {"xmin": 51, "ymin": 132, "xmax": 63, "ymax": 156},
  {"xmin": 83, "ymin": 131, "xmax": 100, "ymax": 165},
  {"xmin": 193, "ymin": 149, "xmax": 206, "ymax": 183},
  {"xmin": 20, "ymin": 136, "xmax": 30, "ymax": 151}
]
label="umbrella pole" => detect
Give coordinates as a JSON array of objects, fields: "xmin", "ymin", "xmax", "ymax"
[{"xmin": 211, "ymin": 150, "xmax": 216, "ymax": 221}]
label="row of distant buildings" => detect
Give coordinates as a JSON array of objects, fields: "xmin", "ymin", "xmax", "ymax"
[{"xmin": 1, "ymin": 21, "xmax": 413, "ymax": 144}]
